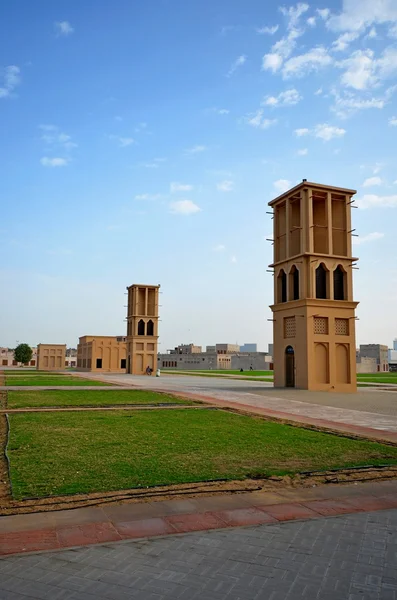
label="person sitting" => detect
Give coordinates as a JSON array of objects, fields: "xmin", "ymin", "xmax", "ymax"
[{"xmin": 146, "ymin": 365, "xmax": 152, "ymax": 375}]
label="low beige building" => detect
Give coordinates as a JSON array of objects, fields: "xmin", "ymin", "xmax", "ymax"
[
  {"xmin": 77, "ymin": 336, "xmax": 127, "ymax": 372},
  {"xmin": 36, "ymin": 344, "xmax": 66, "ymax": 370},
  {"xmin": 356, "ymin": 356, "xmax": 378, "ymax": 374}
]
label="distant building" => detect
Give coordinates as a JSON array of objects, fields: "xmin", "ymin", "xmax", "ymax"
[
  {"xmin": 356, "ymin": 356, "xmax": 378, "ymax": 374},
  {"xmin": 0, "ymin": 346, "xmax": 37, "ymax": 367},
  {"xmin": 240, "ymin": 343, "xmax": 257, "ymax": 353},
  {"xmin": 231, "ymin": 353, "xmax": 272, "ymax": 371},
  {"xmin": 389, "ymin": 349, "xmax": 397, "ymax": 372},
  {"xmin": 36, "ymin": 344, "xmax": 66, "ymax": 370},
  {"xmin": 169, "ymin": 344, "xmax": 202, "ymax": 355},
  {"xmin": 206, "ymin": 345, "xmax": 216, "ymax": 353},
  {"xmin": 393, "ymin": 339, "xmax": 397, "ymax": 351},
  {"xmin": 268, "ymin": 343, "xmax": 274, "ymax": 357},
  {"xmin": 216, "ymin": 343, "xmax": 240, "ymax": 354},
  {"xmin": 77, "ymin": 336, "xmax": 127, "ymax": 372},
  {"xmin": 359, "ymin": 344, "xmax": 389, "ymax": 372}
]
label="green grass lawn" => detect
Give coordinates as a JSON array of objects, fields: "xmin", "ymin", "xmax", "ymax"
[
  {"xmin": 357, "ymin": 373, "xmax": 397, "ymax": 385},
  {"xmin": 7, "ymin": 389, "xmax": 194, "ymax": 408},
  {"xmin": 5, "ymin": 375, "xmax": 109, "ymax": 386},
  {"xmin": 8, "ymin": 409, "xmax": 397, "ymax": 499}
]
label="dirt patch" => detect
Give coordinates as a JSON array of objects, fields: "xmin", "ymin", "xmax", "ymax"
[{"xmin": 1, "ymin": 466, "xmax": 397, "ymax": 517}]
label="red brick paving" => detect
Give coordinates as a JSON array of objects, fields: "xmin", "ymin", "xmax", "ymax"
[{"xmin": 2, "ymin": 480, "xmax": 397, "ymax": 555}]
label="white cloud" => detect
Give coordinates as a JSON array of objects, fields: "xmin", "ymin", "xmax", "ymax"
[
  {"xmin": 227, "ymin": 55, "xmax": 247, "ymax": 77},
  {"xmin": 213, "ymin": 244, "xmax": 226, "ymax": 252},
  {"xmin": 368, "ymin": 27, "xmax": 377, "ymax": 38},
  {"xmin": 262, "ymin": 53, "xmax": 284, "ymax": 72},
  {"xmin": 317, "ymin": 8, "xmax": 330, "ymax": 20},
  {"xmin": 257, "ymin": 25, "xmax": 279, "ymax": 35},
  {"xmin": 353, "ymin": 231, "xmax": 385, "ymax": 245},
  {"xmin": 314, "ymin": 123, "xmax": 346, "ymax": 140},
  {"xmin": 262, "ymin": 7, "xmax": 309, "ymax": 73},
  {"xmin": 135, "ymin": 193, "xmax": 163, "ymax": 201},
  {"xmin": 170, "ymin": 182, "xmax": 193, "ymax": 192},
  {"xmin": 273, "ymin": 179, "xmax": 292, "ymax": 194},
  {"xmin": 208, "ymin": 108, "xmax": 229, "ymax": 115},
  {"xmin": 332, "ymin": 31, "xmax": 359, "ymax": 52},
  {"xmin": 294, "ymin": 124, "xmax": 346, "ymax": 141},
  {"xmin": 118, "ymin": 137, "xmax": 134, "ymax": 147},
  {"xmin": 185, "ymin": 145, "xmax": 206, "ymax": 154},
  {"xmin": 327, "ymin": 0, "xmax": 397, "ymax": 33},
  {"xmin": 0, "ymin": 65, "xmax": 21, "ymax": 99},
  {"xmin": 315, "ymin": 87, "xmax": 323, "ymax": 95},
  {"xmin": 39, "ymin": 125, "xmax": 77, "ymax": 150},
  {"xmin": 169, "ymin": 200, "xmax": 201, "ymax": 215},
  {"xmin": 230, "ymin": 255, "xmax": 237, "ymax": 264},
  {"xmin": 40, "ymin": 157, "xmax": 69, "ymax": 167},
  {"xmin": 339, "ymin": 48, "xmax": 397, "ymax": 91},
  {"xmin": 282, "ymin": 46, "xmax": 333, "ymax": 78},
  {"xmin": 263, "ymin": 88, "xmax": 302, "ymax": 107},
  {"xmin": 246, "ymin": 110, "xmax": 277, "ymax": 129},
  {"xmin": 331, "ymin": 90, "xmax": 387, "ymax": 118},
  {"xmin": 357, "ymin": 194, "xmax": 397, "ymax": 209},
  {"xmin": 307, "ymin": 17, "xmax": 316, "ymax": 27},
  {"xmin": 138, "ymin": 157, "xmax": 166, "ymax": 168},
  {"xmin": 295, "ymin": 127, "xmax": 310, "ymax": 136},
  {"xmin": 339, "ymin": 49, "xmax": 377, "ymax": 90},
  {"xmin": 389, "ymin": 116, "xmax": 397, "ymax": 125},
  {"xmin": 217, "ymin": 180, "xmax": 234, "ymax": 192},
  {"xmin": 362, "ymin": 176, "xmax": 382, "ymax": 187},
  {"xmin": 297, "ymin": 148, "xmax": 308, "ymax": 155},
  {"xmin": 55, "ymin": 21, "xmax": 74, "ymax": 36}
]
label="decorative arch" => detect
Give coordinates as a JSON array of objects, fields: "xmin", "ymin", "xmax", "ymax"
[
  {"xmin": 288, "ymin": 265, "xmax": 300, "ymax": 301},
  {"xmin": 147, "ymin": 320, "xmax": 154, "ymax": 336},
  {"xmin": 277, "ymin": 269, "xmax": 287, "ymax": 303},
  {"xmin": 315, "ymin": 263, "xmax": 328, "ymax": 299},
  {"xmin": 336, "ymin": 344, "xmax": 350, "ymax": 383},
  {"xmin": 333, "ymin": 265, "xmax": 347, "ymax": 300},
  {"xmin": 137, "ymin": 319, "xmax": 145, "ymax": 336}
]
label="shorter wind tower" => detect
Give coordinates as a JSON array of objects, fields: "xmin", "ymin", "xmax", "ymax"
[
  {"xmin": 269, "ymin": 180, "xmax": 358, "ymax": 392},
  {"xmin": 126, "ymin": 284, "xmax": 160, "ymax": 375}
]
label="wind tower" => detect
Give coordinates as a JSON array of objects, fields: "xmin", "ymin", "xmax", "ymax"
[
  {"xmin": 126, "ymin": 284, "xmax": 160, "ymax": 375},
  {"xmin": 269, "ymin": 180, "xmax": 358, "ymax": 392}
]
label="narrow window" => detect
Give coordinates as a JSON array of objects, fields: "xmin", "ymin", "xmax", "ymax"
[
  {"xmin": 316, "ymin": 264, "xmax": 327, "ymax": 299},
  {"xmin": 333, "ymin": 266, "xmax": 345, "ymax": 300},
  {"xmin": 278, "ymin": 269, "xmax": 287, "ymax": 303},
  {"xmin": 147, "ymin": 320, "xmax": 154, "ymax": 336},
  {"xmin": 120, "ymin": 358, "xmax": 126, "ymax": 369},
  {"xmin": 137, "ymin": 319, "xmax": 145, "ymax": 335},
  {"xmin": 96, "ymin": 358, "xmax": 102, "ymax": 369}
]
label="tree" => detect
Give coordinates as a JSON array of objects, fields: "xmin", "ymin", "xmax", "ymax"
[{"xmin": 14, "ymin": 343, "xmax": 33, "ymax": 365}]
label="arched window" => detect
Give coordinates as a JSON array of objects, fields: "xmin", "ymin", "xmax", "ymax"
[
  {"xmin": 333, "ymin": 265, "xmax": 346, "ymax": 300},
  {"xmin": 316, "ymin": 264, "xmax": 327, "ymax": 299},
  {"xmin": 137, "ymin": 319, "xmax": 145, "ymax": 335},
  {"xmin": 289, "ymin": 266, "xmax": 299, "ymax": 301},
  {"xmin": 147, "ymin": 320, "xmax": 154, "ymax": 336},
  {"xmin": 277, "ymin": 269, "xmax": 287, "ymax": 303}
]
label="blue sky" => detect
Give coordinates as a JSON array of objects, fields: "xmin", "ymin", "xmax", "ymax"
[{"xmin": 1, "ymin": 0, "xmax": 397, "ymax": 351}]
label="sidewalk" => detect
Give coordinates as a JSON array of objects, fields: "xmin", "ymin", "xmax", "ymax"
[{"xmin": 1, "ymin": 479, "xmax": 397, "ymax": 556}]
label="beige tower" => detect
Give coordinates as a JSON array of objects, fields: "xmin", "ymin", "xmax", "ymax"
[
  {"xmin": 269, "ymin": 181, "xmax": 358, "ymax": 392},
  {"xmin": 126, "ymin": 284, "xmax": 160, "ymax": 375}
]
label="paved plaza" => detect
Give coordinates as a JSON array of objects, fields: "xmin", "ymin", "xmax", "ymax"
[{"xmin": 0, "ymin": 509, "xmax": 396, "ymax": 600}]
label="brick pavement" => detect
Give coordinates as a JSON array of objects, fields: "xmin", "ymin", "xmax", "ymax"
[{"xmin": 0, "ymin": 508, "xmax": 396, "ymax": 599}]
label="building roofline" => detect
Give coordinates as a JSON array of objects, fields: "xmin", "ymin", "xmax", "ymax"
[
  {"xmin": 126, "ymin": 284, "xmax": 161, "ymax": 289},
  {"xmin": 268, "ymin": 181, "xmax": 357, "ymax": 206}
]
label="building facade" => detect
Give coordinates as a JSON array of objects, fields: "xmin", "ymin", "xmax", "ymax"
[
  {"xmin": 359, "ymin": 344, "xmax": 389, "ymax": 372},
  {"xmin": 169, "ymin": 344, "xmax": 202, "ymax": 354},
  {"xmin": 356, "ymin": 356, "xmax": 378, "ymax": 374},
  {"xmin": 270, "ymin": 180, "xmax": 358, "ymax": 392},
  {"xmin": 240, "ymin": 343, "xmax": 258, "ymax": 352},
  {"xmin": 36, "ymin": 344, "xmax": 66, "ymax": 370},
  {"xmin": 126, "ymin": 284, "xmax": 160, "ymax": 375},
  {"xmin": 231, "ymin": 353, "xmax": 272, "ymax": 371},
  {"xmin": 77, "ymin": 336, "xmax": 127, "ymax": 372},
  {"xmin": 0, "ymin": 347, "xmax": 37, "ymax": 367}
]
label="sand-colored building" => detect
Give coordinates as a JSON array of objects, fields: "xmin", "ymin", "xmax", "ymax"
[
  {"xmin": 126, "ymin": 284, "xmax": 160, "ymax": 374},
  {"xmin": 269, "ymin": 180, "xmax": 358, "ymax": 392},
  {"xmin": 77, "ymin": 336, "xmax": 127, "ymax": 372},
  {"xmin": 36, "ymin": 344, "xmax": 66, "ymax": 370}
]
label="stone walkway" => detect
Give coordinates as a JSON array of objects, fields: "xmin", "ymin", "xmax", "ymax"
[{"xmin": 0, "ymin": 507, "xmax": 396, "ymax": 600}]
